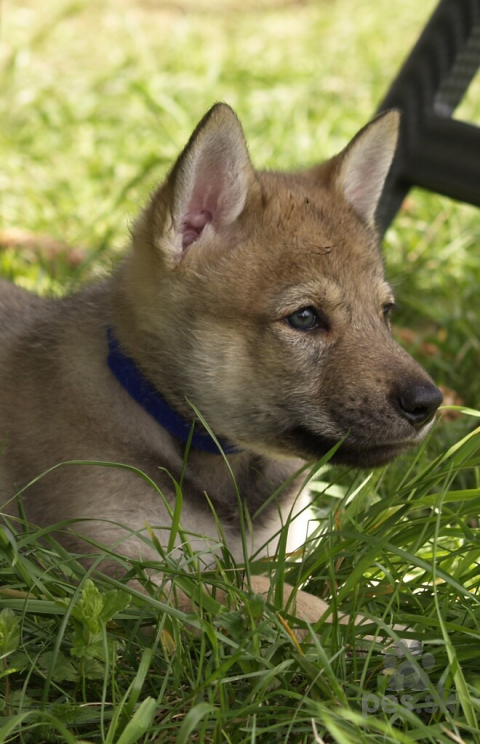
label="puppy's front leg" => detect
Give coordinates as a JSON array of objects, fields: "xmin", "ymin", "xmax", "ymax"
[
  {"xmin": 171, "ymin": 574, "xmax": 359, "ymax": 630},
  {"xmin": 154, "ymin": 574, "xmax": 339, "ymax": 625},
  {"xmin": 249, "ymin": 574, "xmax": 354, "ymax": 627}
]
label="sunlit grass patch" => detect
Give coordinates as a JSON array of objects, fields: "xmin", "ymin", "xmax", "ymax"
[{"xmin": 0, "ymin": 415, "xmax": 479, "ymax": 742}]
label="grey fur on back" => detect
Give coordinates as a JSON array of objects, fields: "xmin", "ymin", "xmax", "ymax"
[{"xmin": 0, "ymin": 279, "xmax": 302, "ymax": 565}]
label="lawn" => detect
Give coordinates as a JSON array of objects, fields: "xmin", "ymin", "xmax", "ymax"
[{"xmin": 0, "ymin": 0, "xmax": 480, "ymax": 742}]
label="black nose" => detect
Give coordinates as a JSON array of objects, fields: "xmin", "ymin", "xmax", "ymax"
[{"xmin": 398, "ymin": 384, "xmax": 443, "ymax": 429}]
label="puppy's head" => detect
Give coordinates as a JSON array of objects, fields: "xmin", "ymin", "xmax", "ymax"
[{"xmin": 122, "ymin": 103, "xmax": 442, "ymax": 466}]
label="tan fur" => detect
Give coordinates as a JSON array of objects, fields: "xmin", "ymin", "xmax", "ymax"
[{"xmin": 0, "ymin": 104, "xmax": 442, "ymax": 627}]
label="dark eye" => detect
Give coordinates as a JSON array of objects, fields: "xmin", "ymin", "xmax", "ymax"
[
  {"xmin": 383, "ymin": 302, "xmax": 396, "ymax": 321},
  {"xmin": 285, "ymin": 306, "xmax": 321, "ymax": 331}
]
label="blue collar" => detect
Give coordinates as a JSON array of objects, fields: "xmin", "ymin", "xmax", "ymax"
[{"xmin": 107, "ymin": 328, "xmax": 240, "ymax": 456}]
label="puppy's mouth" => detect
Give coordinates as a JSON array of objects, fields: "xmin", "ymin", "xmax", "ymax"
[{"xmin": 286, "ymin": 425, "xmax": 413, "ymax": 468}]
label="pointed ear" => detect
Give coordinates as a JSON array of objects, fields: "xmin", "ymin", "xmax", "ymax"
[
  {"xmin": 149, "ymin": 103, "xmax": 255, "ymax": 258},
  {"xmin": 333, "ymin": 110, "xmax": 400, "ymax": 226}
]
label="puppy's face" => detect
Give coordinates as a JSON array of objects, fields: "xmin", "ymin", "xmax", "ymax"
[{"xmin": 122, "ymin": 104, "xmax": 442, "ymax": 466}]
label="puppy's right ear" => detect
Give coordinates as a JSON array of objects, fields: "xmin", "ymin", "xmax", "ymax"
[
  {"xmin": 142, "ymin": 103, "xmax": 255, "ymax": 262},
  {"xmin": 332, "ymin": 110, "xmax": 399, "ymax": 226},
  {"xmin": 306, "ymin": 110, "xmax": 400, "ymax": 227}
]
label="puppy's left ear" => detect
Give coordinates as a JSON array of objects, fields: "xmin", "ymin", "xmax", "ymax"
[
  {"xmin": 141, "ymin": 103, "xmax": 256, "ymax": 262},
  {"xmin": 332, "ymin": 110, "xmax": 400, "ymax": 226}
]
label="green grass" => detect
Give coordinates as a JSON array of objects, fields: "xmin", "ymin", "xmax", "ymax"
[{"xmin": 1, "ymin": 0, "xmax": 480, "ymax": 742}]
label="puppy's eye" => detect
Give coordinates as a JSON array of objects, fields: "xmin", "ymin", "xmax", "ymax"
[
  {"xmin": 285, "ymin": 306, "xmax": 322, "ymax": 331},
  {"xmin": 382, "ymin": 302, "xmax": 396, "ymax": 321}
]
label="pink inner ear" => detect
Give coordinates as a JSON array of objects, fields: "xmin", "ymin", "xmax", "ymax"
[
  {"xmin": 180, "ymin": 152, "xmax": 228, "ymax": 251},
  {"xmin": 178, "ymin": 142, "xmax": 247, "ymax": 251},
  {"xmin": 182, "ymin": 209, "xmax": 213, "ymax": 250}
]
